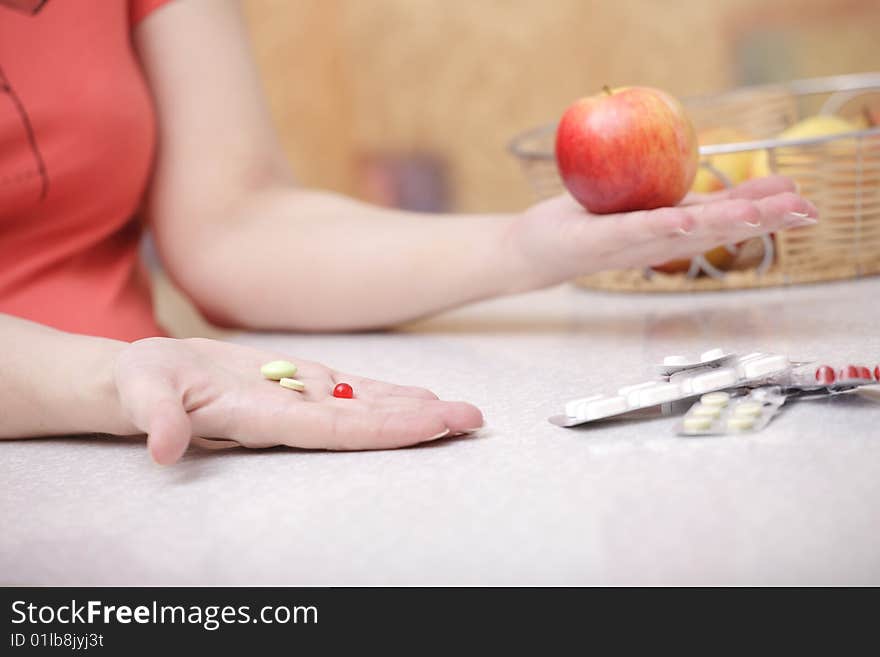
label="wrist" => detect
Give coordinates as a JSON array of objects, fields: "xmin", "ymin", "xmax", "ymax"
[
  {"xmin": 65, "ymin": 334, "xmax": 139, "ymax": 436},
  {"xmin": 498, "ymin": 212, "xmax": 567, "ymax": 294},
  {"xmin": 0, "ymin": 315, "xmax": 141, "ymax": 439},
  {"xmin": 466, "ymin": 213, "xmax": 541, "ymax": 298}
]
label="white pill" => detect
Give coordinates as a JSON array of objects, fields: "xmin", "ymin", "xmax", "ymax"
[
  {"xmin": 635, "ymin": 382, "xmax": 682, "ymax": 406},
  {"xmin": 565, "ymin": 395, "xmax": 604, "ymax": 418},
  {"xmin": 726, "ymin": 416, "xmax": 755, "ymax": 431},
  {"xmin": 690, "ymin": 368, "xmax": 738, "ymax": 393},
  {"xmin": 700, "ymin": 348, "xmax": 726, "ymax": 362},
  {"xmin": 663, "ymin": 355, "xmax": 690, "ymax": 366},
  {"xmin": 734, "ymin": 401, "xmax": 763, "ymax": 417},
  {"xmin": 584, "ymin": 396, "xmax": 629, "ymax": 420},
  {"xmin": 700, "ymin": 391, "xmax": 731, "ymax": 406},
  {"xmin": 683, "ymin": 416, "xmax": 713, "ymax": 432},
  {"xmin": 618, "ymin": 381, "xmax": 658, "ymax": 406},
  {"xmin": 279, "ymin": 377, "xmax": 306, "ymax": 392},
  {"xmin": 691, "ymin": 404, "xmax": 721, "ymax": 418},
  {"xmin": 741, "ymin": 354, "xmax": 789, "ymax": 379},
  {"xmin": 670, "ymin": 371, "xmax": 696, "ymax": 394}
]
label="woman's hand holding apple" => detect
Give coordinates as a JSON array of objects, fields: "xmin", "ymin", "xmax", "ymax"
[
  {"xmin": 503, "ymin": 86, "xmax": 818, "ymax": 289},
  {"xmin": 506, "ymin": 175, "xmax": 817, "ymax": 290}
]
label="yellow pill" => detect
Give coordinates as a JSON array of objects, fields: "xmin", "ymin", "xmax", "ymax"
[
  {"xmin": 279, "ymin": 377, "xmax": 306, "ymax": 392},
  {"xmin": 700, "ymin": 392, "xmax": 730, "ymax": 407},
  {"xmin": 261, "ymin": 360, "xmax": 298, "ymax": 380},
  {"xmin": 734, "ymin": 402, "xmax": 763, "ymax": 417},
  {"xmin": 726, "ymin": 416, "xmax": 755, "ymax": 431},
  {"xmin": 692, "ymin": 404, "xmax": 721, "ymax": 418},
  {"xmin": 683, "ymin": 416, "xmax": 712, "ymax": 432}
]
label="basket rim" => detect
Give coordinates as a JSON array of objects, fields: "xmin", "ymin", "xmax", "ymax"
[
  {"xmin": 700, "ymin": 126, "xmax": 880, "ymax": 155},
  {"xmin": 509, "ymin": 72, "xmax": 880, "ymax": 161},
  {"xmin": 686, "ymin": 71, "xmax": 880, "ymax": 107}
]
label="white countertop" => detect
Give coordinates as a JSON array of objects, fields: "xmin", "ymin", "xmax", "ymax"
[{"xmin": 3, "ymin": 278, "xmax": 880, "ymax": 585}]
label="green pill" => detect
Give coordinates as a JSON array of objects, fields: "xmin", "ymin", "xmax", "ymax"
[
  {"xmin": 261, "ymin": 360, "xmax": 298, "ymax": 380},
  {"xmin": 692, "ymin": 404, "xmax": 721, "ymax": 418},
  {"xmin": 734, "ymin": 402, "xmax": 763, "ymax": 417},
  {"xmin": 700, "ymin": 392, "xmax": 730, "ymax": 407},
  {"xmin": 726, "ymin": 416, "xmax": 755, "ymax": 431},
  {"xmin": 683, "ymin": 416, "xmax": 712, "ymax": 432}
]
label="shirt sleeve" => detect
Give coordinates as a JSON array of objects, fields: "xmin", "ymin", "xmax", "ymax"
[{"xmin": 129, "ymin": 0, "xmax": 173, "ymax": 27}]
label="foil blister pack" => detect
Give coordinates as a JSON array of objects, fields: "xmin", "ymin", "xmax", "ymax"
[
  {"xmin": 549, "ymin": 349, "xmax": 880, "ymax": 437},
  {"xmin": 550, "ymin": 349, "xmax": 793, "ymax": 428},
  {"xmin": 677, "ymin": 388, "xmax": 786, "ymax": 436},
  {"xmin": 784, "ymin": 363, "xmax": 879, "ymax": 397}
]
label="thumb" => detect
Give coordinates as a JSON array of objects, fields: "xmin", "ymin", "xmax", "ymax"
[
  {"xmin": 113, "ymin": 342, "xmax": 194, "ymax": 465},
  {"xmin": 119, "ymin": 379, "xmax": 192, "ymax": 465},
  {"xmin": 144, "ymin": 396, "xmax": 193, "ymax": 465}
]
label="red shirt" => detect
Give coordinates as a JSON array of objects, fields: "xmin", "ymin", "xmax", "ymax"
[{"xmin": 0, "ymin": 0, "xmax": 170, "ymax": 340}]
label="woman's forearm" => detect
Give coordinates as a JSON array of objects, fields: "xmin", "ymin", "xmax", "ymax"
[
  {"xmin": 0, "ymin": 314, "xmax": 135, "ymax": 438},
  {"xmin": 135, "ymin": 0, "xmax": 536, "ymax": 332},
  {"xmin": 160, "ymin": 187, "xmax": 533, "ymax": 331}
]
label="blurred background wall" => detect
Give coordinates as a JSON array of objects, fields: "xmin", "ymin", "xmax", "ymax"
[
  {"xmin": 241, "ymin": 0, "xmax": 880, "ymax": 213},
  {"xmin": 155, "ymin": 0, "xmax": 880, "ymax": 335}
]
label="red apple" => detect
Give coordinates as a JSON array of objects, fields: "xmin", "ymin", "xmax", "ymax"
[{"xmin": 555, "ymin": 86, "xmax": 699, "ymax": 214}]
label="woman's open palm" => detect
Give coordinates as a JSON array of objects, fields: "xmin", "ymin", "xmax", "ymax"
[{"xmin": 114, "ymin": 337, "xmax": 483, "ymax": 464}]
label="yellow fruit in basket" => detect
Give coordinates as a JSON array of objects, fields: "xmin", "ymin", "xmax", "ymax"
[
  {"xmin": 652, "ymin": 245, "xmax": 734, "ymax": 274},
  {"xmin": 691, "ymin": 128, "xmax": 754, "ymax": 193},
  {"xmin": 750, "ymin": 115, "xmax": 857, "ymax": 177},
  {"xmin": 728, "ymin": 236, "xmax": 772, "ymax": 271}
]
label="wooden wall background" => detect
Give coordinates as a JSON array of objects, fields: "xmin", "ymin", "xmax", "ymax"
[
  {"xmin": 240, "ymin": 0, "xmax": 880, "ymax": 213},
  {"xmin": 155, "ymin": 0, "xmax": 880, "ymax": 336}
]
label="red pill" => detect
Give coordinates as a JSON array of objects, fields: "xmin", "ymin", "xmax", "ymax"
[
  {"xmin": 858, "ymin": 366, "xmax": 873, "ymax": 380},
  {"xmin": 815, "ymin": 365, "xmax": 836, "ymax": 385},
  {"xmin": 840, "ymin": 365, "xmax": 861, "ymax": 380},
  {"xmin": 333, "ymin": 382, "xmax": 354, "ymax": 399},
  {"xmin": 874, "ymin": 366, "xmax": 880, "ymax": 381}
]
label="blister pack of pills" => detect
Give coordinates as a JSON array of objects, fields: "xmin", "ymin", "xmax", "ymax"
[
  {"xmin": 652, "ymin": 348, "xmax": 738, "ymax": 376},
  {"xmin": 677, "ymin": 388, "xmax": 786, "ymax": 436},
  {"xmin": 549, "ymin": 349, "xmax": 793, "ymax": 428},
  {"xmin": 782, "ymin": 363, "xmax": 879, "ymax": 397}
]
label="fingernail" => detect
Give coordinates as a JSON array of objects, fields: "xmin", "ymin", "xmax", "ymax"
[
  {"xmin": 784, "ymin": 212, "xmax": 818, "ymax": 228},
  {"xmin": 428, "ymin": 429, "xmax": 451, "ymax": 441},
  {"xmin": 448, "ymin": 426, "xmax": 484, "ymax": 438}
]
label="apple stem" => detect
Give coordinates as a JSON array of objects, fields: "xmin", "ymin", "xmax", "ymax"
[
  {"xmin": 602, "ymin": 85, "xmax": 612, "ymax": 96},
  {"xmin": 864, "ymin": 105, "xmax": 877, "ymax": 127}
]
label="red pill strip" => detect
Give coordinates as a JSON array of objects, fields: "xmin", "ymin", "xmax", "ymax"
[
  {"xmin": 840, "ymin": 365, "xmax": 861, "ymax": 380},
  {"xmin": 838, "ymin": 365, "xmax": 874, "ymax": 382},
  {"xmin": 815, "ymin": 365, "xmax": 836, "ymax": 385},
  {"xmin": 333, "ymin": 382, "xmax": 354, "ymax": 399}
]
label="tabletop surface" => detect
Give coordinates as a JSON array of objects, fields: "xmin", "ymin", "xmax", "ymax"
[{"xmin": 3, "ymin": 278, "xmax": 879, "ymax": 585}]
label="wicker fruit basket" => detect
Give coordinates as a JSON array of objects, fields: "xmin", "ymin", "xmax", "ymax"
[{"xmin": 509, "ymin": 73, "xmax": 880, "ymax": 292}]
